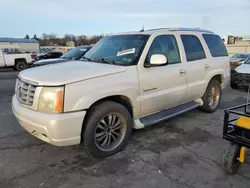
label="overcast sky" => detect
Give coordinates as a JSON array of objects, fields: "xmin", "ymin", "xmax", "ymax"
[{"xmin": 0, "ymin": 0, "xmax": 249, "ymax": 38}]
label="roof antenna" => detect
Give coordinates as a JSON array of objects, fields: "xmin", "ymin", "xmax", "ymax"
[{"xmin": 140, "ymin": 25, "xmax": 144, "ymax": 32}]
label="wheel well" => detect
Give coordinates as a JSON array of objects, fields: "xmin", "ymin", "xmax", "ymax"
[
  {"xmin": 15, "ymin": 58, "xmax": 27, "ymax": 66},
  {"xmin": 211, "ymin": 74, "xmax": 223, "ymax": 85},
  {"xmin": 81, "ymin": 95, "xmax": 134, "ymax": 143},
  {"xmin": 90, "ymin": 95, "xmax": 133, "ymax": 117}
]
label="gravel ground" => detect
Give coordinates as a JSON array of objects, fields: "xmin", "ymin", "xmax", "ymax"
[{"xmin": 0, "ymin": 70, "xmax": 250, "ymax": 188}]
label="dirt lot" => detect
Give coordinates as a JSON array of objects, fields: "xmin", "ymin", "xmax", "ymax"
[{"xmin": 1, "ymin": 70, "xmax": 250, "ymax": 188}]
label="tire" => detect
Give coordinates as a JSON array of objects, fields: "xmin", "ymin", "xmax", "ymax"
[
  {"xmin": 82, "ymin": 101, "xmax": 133, "ymax": 158},
  {"xmin": 222, "ymin": 144, "xmax": 241, "ymax": 174},
  {"xmin": 244, "ymin": 87, "xmax": 249, "ymax": 92},
  {"xmin": 15, "ymin": 61, "xmax": 27, "ymax": 71},
  {"xmin": 230, "ymin": 81, "xmax": 238, "ymax": 89},
  {"xmin": 200, "ymin": 79, "xmax": 222, "ymax": 113}
]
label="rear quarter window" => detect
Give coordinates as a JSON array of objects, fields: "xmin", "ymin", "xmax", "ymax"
[{"xmin": 203, "ymin": 34, "xmax": 228, "ymax": 57}]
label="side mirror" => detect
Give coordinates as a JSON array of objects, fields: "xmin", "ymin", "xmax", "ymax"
[{"xmin": 150, "ymin": 54, "xmax": 167, "ymax": 66}]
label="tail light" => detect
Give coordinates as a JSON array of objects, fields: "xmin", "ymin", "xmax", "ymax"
[{"xmin": 31, "ymin": 54, "xmax": 36, "ymax": 60}]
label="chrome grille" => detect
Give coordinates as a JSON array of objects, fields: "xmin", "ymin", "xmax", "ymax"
[{"xmin": 16, "ymin": 79, "xmax": 37, "ymax": 106}]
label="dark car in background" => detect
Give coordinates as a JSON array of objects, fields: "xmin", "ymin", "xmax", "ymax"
[
  {"xmin": 35, "ymin": 51, "xmax": 64, "ymax": 61},
  {"xmin": 33, "ymin": 45, "xmax": 92, "ymax": 67}
]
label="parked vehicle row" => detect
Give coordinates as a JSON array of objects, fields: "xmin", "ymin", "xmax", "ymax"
[
  {"xmin": 0, "ymin": 49, "xmax": 34, "ymax": 71},
  {"xmin": 32, "ymin": 45, "xmax": 92, "ymax": 67},
  {"xmin": 12, "ymin": 28, "xmax": 230, "ymax": 158},
  {"xmin": 35, "ymin": 51, "xmax": 63, "ymax": 61},
  {"xmin": 0, "ymin": 45, "xmax": 93, "ymax": 71}
]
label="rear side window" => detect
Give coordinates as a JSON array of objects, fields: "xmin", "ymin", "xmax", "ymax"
[
  {"xmin": 181, "ymin": 35, "xmax": 206, "ymax": 62},
  {"xmin": 203, "ymin": 34, "xmax": 228, "ymax": 57}
]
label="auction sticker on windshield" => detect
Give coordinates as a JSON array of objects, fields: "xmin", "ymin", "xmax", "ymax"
[{"xmin": 117, "ymin": 48, "xmax": 135, "ymax": 56}]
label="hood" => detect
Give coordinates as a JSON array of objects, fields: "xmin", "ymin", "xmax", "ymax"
[
  {"xmin": 34, "ymin": 58, "xmax": 68, "ymax": 66},
  {"xmin": 19, "ymin": 61, "xmax": 127, "ymax": 86},
  {"xmin": 36, "ymin": 53, "xmax": 45, "ymax": 56},
  {"xmin": 235, "ymin": 64, "xmax": 250, "ymax": 74},
  {"xmin": 230, "ymin": 58, "xmax": 245, "ymax": 63}
]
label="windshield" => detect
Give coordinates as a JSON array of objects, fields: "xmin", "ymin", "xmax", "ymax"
[
  {"xmin": 245, "ymin": 58, "xmax": 250, "ymax": 64},
  {"xmin": 37, "ymin": 52, "xmax": 48, "ymax": 56},
  {"xmin": 61, "ymin": 47, "xmax": 89, "ymax": 59},
  {"xmin": 84, "ymin": 34, "xmax": 149, "ymax": 66},
  {"xmin": 232, "ymin": 54, "xmax": 248, "ymax": 59}
]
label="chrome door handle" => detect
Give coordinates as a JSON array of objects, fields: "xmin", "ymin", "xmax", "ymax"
[
  {"xmin": 179, "ymin": 69, "xmax": 186, "ymax": 75},
  {"xmin": 205, "ymin": 64, "xmax": 210, "ymax": 69}
]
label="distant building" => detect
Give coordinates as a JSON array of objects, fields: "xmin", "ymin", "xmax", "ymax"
[
  {"xmin": 0, "ymin": 38, "xmax": 40, "ymax": 53},
  {"xmin": 223, "ymin": 35, "xmax": 250, "ymax": 56},
  {"xmin": 242, "ymin": 36, "xmax": 250, "ymax": 43},
  {"xmin": 223, "ymin": 35, "xmax": 250, "ymax": 45}
]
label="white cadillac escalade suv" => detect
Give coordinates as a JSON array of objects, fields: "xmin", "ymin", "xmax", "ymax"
[{"xmin": 12, "ymin": 28, "xmax": 230, "ymax": 158}]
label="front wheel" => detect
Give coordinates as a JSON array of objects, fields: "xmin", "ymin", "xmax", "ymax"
[
  {"xmin": 200, "ymin": 79, "xmax": 222, "ymax": 113},
  {"xmin": 82, "ymin": 101, "xmax": 133, "ymax": 158},
  {"xmin": 222, "ymin": 144, "xmax": 241, "ymax": 174}
]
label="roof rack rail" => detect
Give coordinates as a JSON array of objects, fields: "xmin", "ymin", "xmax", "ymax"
[
  {"xmin": 168, "ymin": 27, "xmax": 214, "ymax": 33},
  {"xmin": 146, "ymin": 27, "xmax": 213, "ymax": 33},
  {"xmin": 146, "ymin": 28, "xmax": 169, "ymax": 31}
]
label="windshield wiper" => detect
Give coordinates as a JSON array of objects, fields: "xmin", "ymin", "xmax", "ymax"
[
  {"xmin": 81, "ymin": 57, "xmax": 93, "ymax": 61},
  {"xmin": 93, "ymin": 58, "xmax": 116, "ymax": 65}
]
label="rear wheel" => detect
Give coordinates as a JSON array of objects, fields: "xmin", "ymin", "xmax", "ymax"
[
  {"xmin": 15, "ymin": 61, "xmax": 27, "ymax": 71},
  {"xmin": 82, "ymin": 101, "xmax": 133, "ymax": 158},
  {"xmin": 222, "ymin": 144, "xmax": 241, "ymax": 174},
  {"xmin": 200, "ymin": 79, "xmax": 222, "ymax": 113}
]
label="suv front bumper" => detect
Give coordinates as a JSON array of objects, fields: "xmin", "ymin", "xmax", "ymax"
[
  {"xmin": 231, "ymin": 72, "xmax": 250, "ymax": 88},
  {"xmin": 12, "ymin": 95, "xmax": 86, "ymax": 146}
]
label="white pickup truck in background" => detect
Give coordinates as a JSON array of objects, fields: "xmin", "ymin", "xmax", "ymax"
[{"xmin": 0, "ymin": 49, "xmax": 34, "ymax": 71}]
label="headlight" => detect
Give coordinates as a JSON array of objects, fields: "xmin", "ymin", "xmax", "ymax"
[
  {"xmin": 236, "ymin": 61, "xmax": 243, "ymax": 65},
  {"xmin": 38, "ymin": 86, "xmax": 64, "ymax": 113}
]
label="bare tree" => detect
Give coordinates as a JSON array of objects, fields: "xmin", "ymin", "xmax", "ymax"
[
  {"xmin": 77, "ymin": 35, "xmax": 87, "ymax": 46},
  {"xmin": 40, "ymin": 33, "xmax": 49, "ymax": 46},
  {"xmin": 88, "ymin": 35, "xmax": 103, "ymax": 45},
  {"xmin": 24, "ymin": 34, "xmax": 30, "ymax": 39},
  {"xmin": 39, "ymin": 33, "xmax": 103, "ymax": 46}
]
